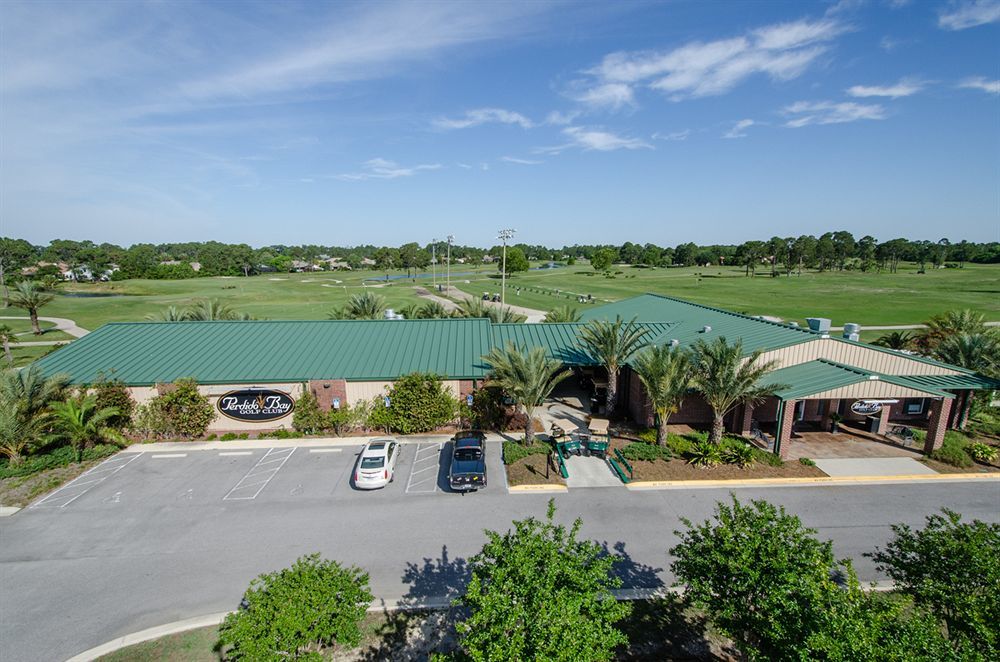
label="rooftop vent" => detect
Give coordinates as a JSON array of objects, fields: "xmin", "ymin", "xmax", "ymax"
[
  {"xmin": 806, "ymin": 317, "xmax": 831, "ymax": 333},
  {"xmin": 669, "ymin": 339, "xmax": 679, "ymax": 347},
  {"xmin": 701, "ymin": 325, "xmax": 712, "ymax": 333},
  {"xmin": 843, "ymin": 322, "xmax": 861, "ymax": 342},
  {"xmin": 789, "ymin": 321, "xmax": 799, "ymax": 327}
]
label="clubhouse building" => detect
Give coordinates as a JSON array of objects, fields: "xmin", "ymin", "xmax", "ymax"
[{"xmin": 33, "ymin": 294, "xmax": 998, "ymax": 457}]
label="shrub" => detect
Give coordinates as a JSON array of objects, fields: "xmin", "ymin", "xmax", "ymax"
[
  {"xmin": 91, "ymin": 379, "xmax": 135, "ymax": 430},
  {"xmin": 968, "ymin": 409, "xmax": 1000, "ymax": 437},
  {"xmin": 753, "ymin": 447, "xmax": 784, "ymax": 467},
  {"xmin": 721, "ymin": 442, "xmax": 755, "ymax": 468},
  {"xmin": 799, "ymin": 457, "xmax": 816, "ymax": 467},
  {"xmin": 220, "ymin": 432, "xmax": 238, "ymax": 441},
  {"xmin": 869, "ymin": 509, "xmax": 1000, "ymax": 657},
  {"xmin": 261, "ymin": 428, "xmax": 304, "ymax": 440},
  {"xmin": 366, "ymin": 373, "xmax": 457, "ymax": 434},
  {"xmin": 455, "ymin": 500, "xmax": 630, "ymax": 661},
  {"xmin": 502, "ymin": 439, "xmax": 550, "ymax": 465},
  {"xmin": 206, "ymin": 433, "xmax": 217, "ymax": 440},
  {"xmin": 154, "ymin": 379, "xmax": 215, "ymax": 438},
  {"xmin": 666, "ymin": 434, "xmax": 694, "ymax": 456},
  {"xmin": 130, "ymin": 401, "xmax": 173, "ymax": 439},
  {"xmin": 467, "ymin": 383, "xmax": 528, "ymax": 432},
  {"xmin": 327, "ymin": 403, "xmax": 355, "ymax": 436},
  {"xmin": 620, "ymin": 442, "xmax": 671, "ymax": 462},
  {"xmin": 219, "ymin": 553, "xmax": 373, "ymax": 660},
  {"xmin": 966, "ymin": 442, "xmax": 997, "ymax": 463},
  {"xmin": 0, "ymin": 444, "xmax": 118, "ymax": 479},
  {"xmin": 685, "ymin": 440, "xmax": 722, "ymax": 467},
  {"xmin": 292, "ymin": 389, "xmax": 328, "ymax": 435},
  {"xmin": 930, "ymin": 431, "xmax": 973, "ymax": 468}
]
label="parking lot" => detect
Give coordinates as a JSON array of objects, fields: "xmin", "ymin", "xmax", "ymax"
[{"xmin": 28, "ymin": 440, "xmax": 507, "ymax": 513}]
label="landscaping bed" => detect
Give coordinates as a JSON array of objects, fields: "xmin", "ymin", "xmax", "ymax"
[
  {"xmin": 502, "ymin": 439, "xmax": 565, "ymax": 487},
  {"xmin": 626, "ymin": 457, "xmax": 826, "ymax": 482}
]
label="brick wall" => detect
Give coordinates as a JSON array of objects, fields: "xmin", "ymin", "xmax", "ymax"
[
  {"xmin": 308, "ymin": 379, "xmax": 347, "ymax": 411},
  {"xmin": 776, "ymin": 399, "xmax": 798, "ymax": 459},
  {"xmin": 923, "ymin": 398, "xmax": 954, "ymax": 454}
]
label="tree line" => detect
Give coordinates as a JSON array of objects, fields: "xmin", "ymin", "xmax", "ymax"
[{"xmin": 2, "ymin": 233, "xmax": 998, "ymax": 285}]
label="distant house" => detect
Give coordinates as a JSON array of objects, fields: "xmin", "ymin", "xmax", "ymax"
[
  {"xmin": 291, "ymin": 260, "xmax": 323, "ymax": 272},
  {"xmin": 323, "ymin": 258, "xmax": 352, "ymax": 270},
  {"xmin": 481, "ymin": 255, "xmax": 496, "ymax": 263},
  {"xmin": 360, "ymin": 257, "xmax": 377, "ymax": 267}
]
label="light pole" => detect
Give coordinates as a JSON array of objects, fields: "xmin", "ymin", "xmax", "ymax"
[
  {"xmin": 497, "ymin": 228, "xmax": 516, "ymax": 306},
  {"xmin": 431, "ymin": 238, "xmax": 437, "ymax": 289},
  {"xmin": 446, "ymin": 235, "xmax": 454, "ymax": 295}
]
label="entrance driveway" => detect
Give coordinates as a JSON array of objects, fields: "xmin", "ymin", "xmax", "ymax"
[{"xmin": 785, "ymin": 429, "xmax": 924, "ymax": 461}]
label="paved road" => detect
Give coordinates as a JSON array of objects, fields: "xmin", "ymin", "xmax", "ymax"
[
  {"xmin": 1, "ymin": 444, "xmax": 997, "ymax": 661},
  {"xmin": 829, "ymin": 321, "xmax": 1000, "ymax": 331},
  {"xmin": 438, "ymin": 285, "xmax": 547, "ymax": 322},
  {"xmin": 0, "ymin": 315, "xmax": 90, "ymax": 337}
]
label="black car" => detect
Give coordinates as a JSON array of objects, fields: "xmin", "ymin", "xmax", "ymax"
[{"xmin": 449, "ymin": 430, "xmax": 487, "ymax": 492}]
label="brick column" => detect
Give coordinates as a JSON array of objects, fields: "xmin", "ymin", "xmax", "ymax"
[
  {"xmin": 824, "ymin": 399, "xmax": 841, "ymax": 431},
  {"xmin": 875, "ymin": 403, "xmax": 891, "ymax": 435},
  {"xmin": 956, "ymin": 391, "xmax": 972, "ymax": 430},
  {"xmin": 776, "ymin": 400, "xmax": 797, "ymax": 459},
  {"xmin": 308, "ymin": 379, "xmax": 347, "ymax": 411},
  {"xmin": 738, "ymin": 403, "xmax": 754, "ymax": 436},
  {"xmin": 923, "ymin": 398, "xmax": 954, "ymax": 455}
]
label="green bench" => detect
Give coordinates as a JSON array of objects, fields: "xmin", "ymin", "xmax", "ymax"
[
  {"xmin": 554, "ymin": 445, "xmax": 569, "ymax": 479},
  {"xmin": 613, "ymin": 448, "xmax": 634, "ymax": 480},
  {"xmin": 608, "ymin": 458, "xmax": 630, "ymax": 484}
]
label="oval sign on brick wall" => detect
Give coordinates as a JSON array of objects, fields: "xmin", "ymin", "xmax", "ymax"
[
  {"xmin": 217, "ymin": 389, "xmax": 295, "ymax": 422},
  {"xmin": 850, "ymin": 400, "xmax": 882, "ymax": 416}
]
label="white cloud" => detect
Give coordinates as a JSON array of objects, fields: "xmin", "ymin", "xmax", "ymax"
[
  {"xmin": 879, "ymin": 36, "xmax": 902, "ymax": 52},
  {"xmin": 783, "ymin": 101, "xmax": 887, "ymax": 127},
  {"xmin": 847, "ymin": 77, "xmax": 925, "ymax": 98},
  {"xmin": 723, "ymin": 119, "xmax": 755, "ymax": 139},
  {"xmin": 652, "ymin": 129, "xmax": 691, "ymax": 141},
  {"xmin": 334, "ymin": 157, "xmax": 442, "ymax": 181},
  {"xmin": 434, "ymin": 108, "xmax": 534, "ymax": 130},
  {"xmin": 545, "ymin": 110, "xmax": 580, "ymax": 125},
  {"xmin": 500, "ymin": 156, "xmax": 543, "ymax": 165},
  {"xmin": 938, "ymin": 0, "xmax": 1000, "ymax": 30},
  {"xmin": 544, "ymin": 126, "xmax": 653, "ymax": 152},
  {"xmin": 576, "ymin": 17, "xmax": 845, "ymax": 106},
  {"xmin": 456, "ymin": 162, "xmax": 473, "ymax": 169},
  {"xmin": 958, "ymin": 76, "xmax": 1000, "ymax": 94}
]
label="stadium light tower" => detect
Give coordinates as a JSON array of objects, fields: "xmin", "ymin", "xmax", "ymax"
[
  {"xmin": 446, "ymin": 235, "xmax": 455, "ymax": 294},
  {"xmin": 497, "ymin": 228, "xmax": 517, "ymax": 306},
  {"xmin": 431, "ymin": 238, "xmax": 437, "ymax": 289}
]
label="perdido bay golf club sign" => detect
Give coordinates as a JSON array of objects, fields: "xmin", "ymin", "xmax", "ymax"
[
  {"xmin": 850, "ymin": 400, "xmax": 883, "ymax": 416},
  {"xmin": 217, "ymin": 389, "xmax": 295, "ymax": 422}
]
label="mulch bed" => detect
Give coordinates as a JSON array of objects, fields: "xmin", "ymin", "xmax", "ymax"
[
  {"xmin": 505, "ymin": 455, "xmax": 566, "ymax": 486},
  {"xmin": 920, "ymin": 458, "xmax": 1000, "ymax": 474},
  {"xmin": 628, "ymin": 458, "xmax": 827, "ymax": 482}
]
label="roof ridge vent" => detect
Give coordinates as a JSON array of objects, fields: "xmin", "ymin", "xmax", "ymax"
[{"xmin": 701, "ymin": 325, "xmax": 712, "ymax": 333}]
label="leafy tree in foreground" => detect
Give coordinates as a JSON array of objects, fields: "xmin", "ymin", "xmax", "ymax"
[
  {"xmin": 630, "ymin": 343, "xmax": 692, "ymax": 446},
  {"xmin": 219, "ymin": 553, "xmax": 373, "ymax": 661},
  {"xmin": 455, "ymin": 500, "xmax": 630, "ymax": 661},
  {"xmin": 542, "ymin": 305, "xmax": 581, "ymax": 323},
  {"xmin": 365, "ymin": 372, "xmax": 457, "ymax": 434},
  {"xmin": 670, "ymin": 497, "xmax": 953, "ymax": 661},
  {"xmin": 482, "ymin": 341, "xmax": 570, "ymax": 443},
  {"xmin": 869, "ymin": 509, "xmax": 1000, "ymax": 658},
  {"xmin": 689, "ymin": 336, "xmax": 782, "ymax": 444},
  {"xmin": 153, "ymin": 378, "xmax": 215, "ymax": 438}
]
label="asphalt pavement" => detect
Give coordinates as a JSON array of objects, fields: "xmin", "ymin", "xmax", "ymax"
[{"xmin": 1, "ymin": 443, "xmax": 997, "ymax": 661}]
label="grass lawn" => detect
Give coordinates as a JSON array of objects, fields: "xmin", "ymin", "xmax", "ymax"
[
  {"xmin": 455, "ymin": 262, "xmax": 1000, "ymax": 327},
  {"xmin": 6, "ymin": 344, "xmax": 63, "ymax": 369},
  {"xmin": 0, "ymin": 317, "xmax": 56, "ymax": 334},
  {"xmin": 0, "ymin": 457, "xmax": 101, "ymax": 507}
]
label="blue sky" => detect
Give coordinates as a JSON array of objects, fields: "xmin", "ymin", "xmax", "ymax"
[{"xmin": 1, "ymin": 0, "xmax": 998, "ymax": 248}]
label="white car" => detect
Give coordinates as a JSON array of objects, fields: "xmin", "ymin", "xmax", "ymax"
[{"xmin": 353, "ymin": 438, "xmax": 399, "ymax": 489}]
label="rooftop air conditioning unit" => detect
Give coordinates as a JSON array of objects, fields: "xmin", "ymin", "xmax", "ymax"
[
  {"xmin": 843, "ymin": 322, "xmax": 861, "ymax": 342},
  {"xmin": 806, "ymin": 317, "xmax": 831, "ymax": 333},
  {"xmin": 701, "ymin": 325, "xmax": 712, "ymax": 333}
]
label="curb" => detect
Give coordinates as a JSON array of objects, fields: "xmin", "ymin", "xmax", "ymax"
[
  {"xmin": 507, "ymin": 483, "xmax": 568, "ymax": 493},
  {"xmin": 627, "ymin": 473, "xmax": 1000, "ymax": 490},
  {"xmin": 0, "ymin": 506, "xmax": 21, "ymax": 517}
]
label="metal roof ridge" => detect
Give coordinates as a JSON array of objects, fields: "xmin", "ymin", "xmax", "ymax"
[
  {"xmin": 635, "ymin": 292, "xmax": 822, "ymax": 336},
  {"xmin": 828, "ymin": 335, "xmax": 976, "ymax": 375}
]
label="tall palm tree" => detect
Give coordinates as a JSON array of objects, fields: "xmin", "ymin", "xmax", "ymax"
[
  {"xmin": 631, "ymin": 344, "xmax": 693, "ymax": 446},
  {"xmin": 0, "ymin": 324, "xmax": 19, "ymax": 365},
  {"xmin": 543, "ymin": 305, "xmax": 582, "ymax": 323},
  {"xmin": 690, "ymin": 336, "xmax": 783, "ymax": 444},
  {"xmin": 482, "ymin": 341, "xmax": 571, "ymax": 444},
  {"xmin": 331, "ymin": 291, "xmax": 387, "ymax": 320},
  {"xmin": 183, "ymin": 299, "xmax": 252, "ymax": 321},
  {"xmin": 934, "ymin": 332, "xmax": 1000, "ymax": 377},
  {"xmin": 146, "ymin": 306, "xmax": 185, "ymax": 322},
  {"xmin": 49, "ymin": 394, "xmax": 126, "ymax": 461},
  {"xmin": 8, "ymin": 281, "xmax": 55, "ymax": 335},
  {"xmin": 577, "ymin": 316, "xmax": 650, "ymax": 415},
  {"xmin": 872, "ymin": 331, "xmax": 914, "ymax": 351},
  {"xmin": 917, "ymin": 309, "xmax": 988, "ymax": 352}
]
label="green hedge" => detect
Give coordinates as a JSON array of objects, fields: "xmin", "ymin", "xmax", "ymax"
[
  {"xmin": 0, "ymin": 444, "xmax": 119, "ymax": 479},
  {"xmin": 620, "ymin": 442, "xmax": 672, "ymax": 462},
  {"xmin": 930, "ymin": 431, "xmax": 973, "ymax": 468}
]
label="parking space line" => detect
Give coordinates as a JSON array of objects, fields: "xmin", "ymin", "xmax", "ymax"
[
  {"xmin": 405, "ymin": 442, "xmax": 442, "ymax": 494},
  {"xmin": 218, "ymin": 451, "xmax": 253, "ymax": 456},
  {"xmin": 309, "ymin": 448, "xmax": 343, "ymax": 453},
  {"xmin": 32, "ymin": 453, "xmax": 142, "ymax": 509},
  {"xmin": 222, "ymin": 447, "xmax": 295, "ymax": 501},
  {"xmin": 151, "ymin": 454, "xmax": 187, "ymax": 458}
]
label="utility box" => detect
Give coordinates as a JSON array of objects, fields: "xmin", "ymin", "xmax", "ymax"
[{"xmin": 806, "ymin": 317, "xmax": 831, "ymax": 333}]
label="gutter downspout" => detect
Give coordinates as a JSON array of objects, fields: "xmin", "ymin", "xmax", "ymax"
[{"xmin": 773, "ymin": 399, "xmax": 785, "ymax": 458}]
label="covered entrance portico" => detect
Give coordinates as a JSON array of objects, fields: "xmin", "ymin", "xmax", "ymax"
[{"xmin": 743, "ymin": 360, "xmax": 969, "ymax": 459}]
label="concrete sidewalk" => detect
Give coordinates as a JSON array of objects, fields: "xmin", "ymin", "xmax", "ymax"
[{"xmin": 121, "ymin": 432, "xmax": 510, "ymax": 453}]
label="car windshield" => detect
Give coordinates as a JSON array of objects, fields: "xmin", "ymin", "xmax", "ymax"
[
  {"xmin": 454, "ymin": 448, "xmax": 482, "ymax": 461},
  {"xmin": 360, "ymin": 456, "xmax": 384, "ymax": 469}
]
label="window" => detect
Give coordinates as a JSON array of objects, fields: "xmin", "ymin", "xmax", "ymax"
[
  {"xmin": 904, "ymin": 399, "xmax": 926, "ymax": 415},
  {"xmin": 360, "ymin": 456, "xmax": 385, "ymax": 469}
]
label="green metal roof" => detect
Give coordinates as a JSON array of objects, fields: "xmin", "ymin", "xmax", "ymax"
[
  {"xmin": 581, "ymin": 293, "xmax": 820, "ymax": 355},
  {"xmin": 894, "ymin": 373, "xmax": 1000, "ymax": 391},
  {"xmin": 34, "ymin": 319, "xmax": 494, "ymax": 385},
  {"xmin": 492, "ymin": 322, "xmax": 676, "ymax": 365},
  {"xmin": 766, "ymin": 359, "xmax": 955, "ymax": 400}
]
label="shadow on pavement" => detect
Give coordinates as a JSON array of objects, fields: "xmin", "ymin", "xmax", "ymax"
[{"xmin": 600, "ymin": 540, "xmax": 665, "ymax": 590}]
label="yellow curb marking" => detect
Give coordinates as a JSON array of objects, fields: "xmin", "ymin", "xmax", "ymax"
[
  {"xmin": 627, "ymin": 473, "xmax": 1000, "ymax": 489},
  {"xmin": 508, "ymin": 484, "xmax": 568, "ymax": 493}
]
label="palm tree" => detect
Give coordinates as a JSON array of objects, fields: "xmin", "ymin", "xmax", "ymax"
[
  {"xmin": 577, "ymin": 316, "xmax": 651, "ymax": 415},
  {"xmin": 183, "ymin": 299, "xmax": 252, "ymax": 321},
  {"xmin": 872, "ymin": 331, "xmax": 914, "ymax": 351},
  {"xmin": 690, "ymin": 336, "xmax": 783, "ymax": 444},
  {"xmin": 146, "ymin": 306, "xmax": 185, "ymax": 322},
  {"xmin": 49, "ymin": 394, "xmax": 126, "ymax": 461},
  {"xmin": 543, "ymin": 305, "xmax": 582, "ymax": 323},
  {"xmin": 934, "ymin": 332, "xmax": 1000, "ymax": 376},
  {"xmin": 334, "ymin": 291, "xmax": 387, "ymax": 320},
  {"xmin": 0, "ymin": 365, "xmax": 70, "ymax": 423},
  {"xmin": 455, "ymin": 299, "xmax": 527, "ymax": 323},
  {"xmin": 0, "ymin": 406, "xmax": 46, "ymax": 465},
  {"xmin": 0, "ymin": 324, "xmax": 19, "ymax": 365},
  {"xmin": 8, "ymin": 281, "xmax": 55, "ymax": 335},
  {"xmin": 417, "ymin": 301, "xmax": 450, "ymax": 319},
  {"xmin": 631, "ymin": 344, "xmax": 693, "ymax": 446},
  {"xmin": 917, "ymin": 309, "xmax": 988, "ymax": 352},
  {"xmin": 482, "ymin": 341, "xmax": 571, "ymax": 444}
]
